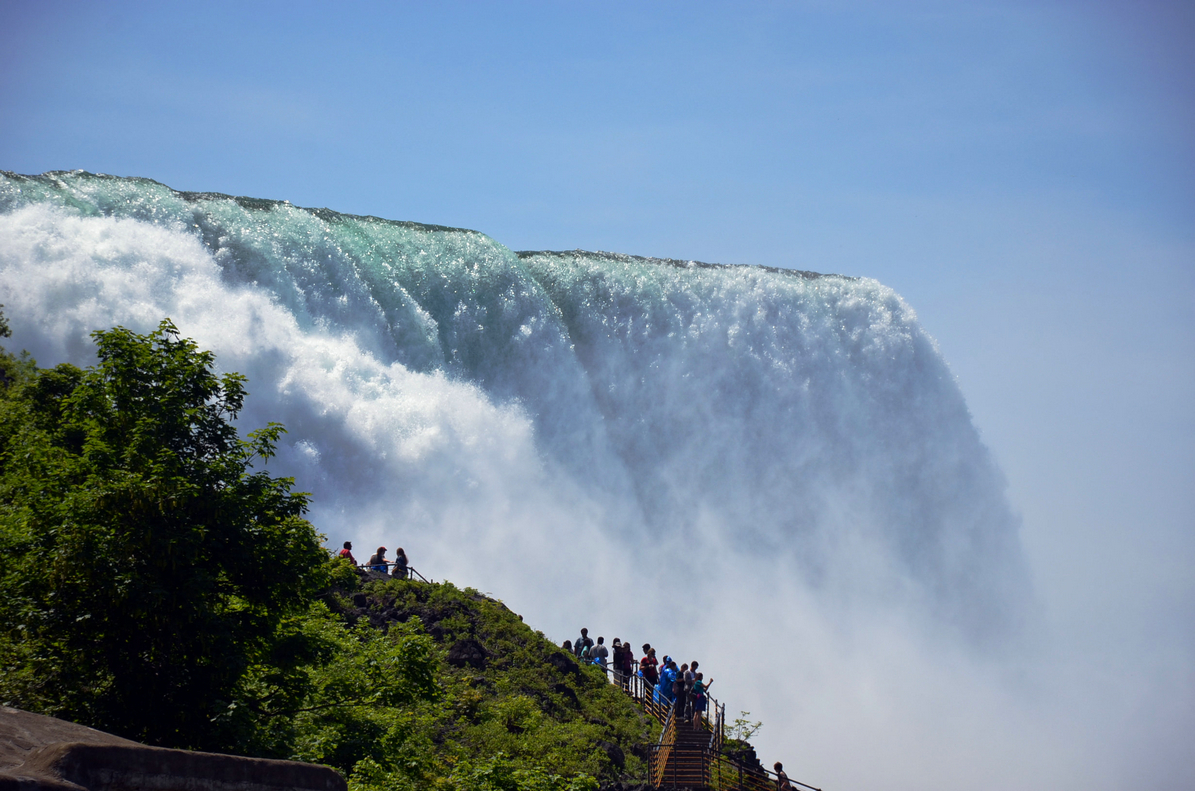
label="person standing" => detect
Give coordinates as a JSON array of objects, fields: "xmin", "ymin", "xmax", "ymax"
[
  {"xmin": 672, "ymin": 666, "xmax": 687, "ymax": 721},
  {"xmin": 618, "ymin": 639, "xmax": 635, "ymax": 690},
  {"xmin": 675, "ymin": 663, "xmax": 690, "ymax": 719},
  {"xmin": 392, "ymin": 547, "xmax": 409, "ymax": 578},
  {"xmin": 640, "ymin": 647, "xmax": 659, "ymax": 693},
  {"xmin": 684, "ymin": 661, "xmax": 697, "ymax": 714},
  {"xmin": 691, "ymin": 672, "xmax": 713, "ymax": 728},
  {"xmin": 656, "ymin": 658, "xmax": 677, "ymax": 707},
  {"xmin": 591, "ymin": 636, "xmax": 609, "ymax": 674},
  {"xmin": 774, "ymin": 762, "xmax": 793, "ymax": 791},
  {"xmin": 574, "ymin": 628, "xmax": 593, "ymax": 659}
]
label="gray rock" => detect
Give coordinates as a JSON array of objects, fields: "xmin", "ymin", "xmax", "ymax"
[
  {"xmin": 545, "ymin": 651, "xmax": 581, "ymax": 677},
  {"xmin": 446, "ymin": 638, "xmax": 488, "ymax": 669},
  {"xmin": 0, "ymin": 706, "xmax": 345, "ymax": 791},
  {"xmin": 596, "ymin": 740, "xmax": 625, "ymax": 771}
]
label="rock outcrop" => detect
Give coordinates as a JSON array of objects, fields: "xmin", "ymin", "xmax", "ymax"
[{"xmin": 0, "ymin": 706, "xmax": 345, "ymax": 791}]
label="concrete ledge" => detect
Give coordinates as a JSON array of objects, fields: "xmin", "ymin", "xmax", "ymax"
[{"xmin": 0, "ymin": 708, "xmax": 345, "ymax": 791}]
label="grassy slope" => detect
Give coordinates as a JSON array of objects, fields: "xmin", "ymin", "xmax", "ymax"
[{"xmin": 326, "ymin": 573, "xmax": 658, "ymax": 789}]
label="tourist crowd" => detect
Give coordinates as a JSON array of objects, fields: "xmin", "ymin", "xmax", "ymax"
[
  {"xmin": 563, "ymin": 627, "xmax": 714, "ymax": 729},
  {"xmin": 565, "ymin": 627, "xmax": 798, "ymax": 790}
]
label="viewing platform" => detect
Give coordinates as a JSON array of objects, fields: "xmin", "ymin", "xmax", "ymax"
[{"xmin": 605, "ymin": 668, "xmax": 820, "ymax": 791}]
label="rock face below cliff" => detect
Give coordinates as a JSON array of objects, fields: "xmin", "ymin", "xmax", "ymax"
[{"xmin": 0, "ymin": 706, "xmax": 345, "ymax": 791}]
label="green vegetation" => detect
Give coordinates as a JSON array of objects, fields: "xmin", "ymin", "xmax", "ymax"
[
  {"xmin": 0, "ymin": 319, "xmax": 326, "ymax": 749},
  {"xmin": 316, "ymin": 576, "xmax": 654, "ymax": 790},
  {"xmin": 724, "ymin": 711, "xmax": 762, "ymax": 744},
  {"xmin": 0, "ymin": 315, "xmax": 655, "ymax": 790}
]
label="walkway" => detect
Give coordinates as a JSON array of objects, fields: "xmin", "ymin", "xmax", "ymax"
[{"xmin": 604, "ymin": 668, "xmax": 820, "ymax": 791}]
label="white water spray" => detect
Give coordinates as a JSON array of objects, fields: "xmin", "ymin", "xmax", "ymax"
[{"xmin": 2, "ymin": 171, "xmax": 1048, "ymax": 789}]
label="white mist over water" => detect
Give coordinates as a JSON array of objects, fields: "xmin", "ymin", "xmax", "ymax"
[{"xmin": 3, "ymin": 171, "xmax": 1175, "ymax": 790}]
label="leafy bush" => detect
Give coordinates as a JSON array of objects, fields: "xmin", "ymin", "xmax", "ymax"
[{"xmin": 725, "ymin": 710, "xmax": 763, "ymax": 742}]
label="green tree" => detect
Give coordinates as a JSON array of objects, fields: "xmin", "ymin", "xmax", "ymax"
[
  {"xmin": 0, "ymin": 311, "xmax": 656, "ymax": 789},
  {"xmin": 725, "ymin": 710, "xmax": 763, "ymax": 742},
  {"xmin": 0, "ymin": 320, "xmax": 328, "ymax": 750},
  {"xmin": 243, "ymin": 603, "xmax": 441, "ymax": 770}
]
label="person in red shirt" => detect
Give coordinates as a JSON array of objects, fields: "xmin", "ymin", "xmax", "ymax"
[
  {"xmin": 338, "ymin": 541, "xmax": 356, "ymax": 564},
  {"xmin": 640, "ymin": 647, "xmax": 659, "ymax": 692}
]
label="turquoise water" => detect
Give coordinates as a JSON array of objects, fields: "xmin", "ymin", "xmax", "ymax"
[{"xmin": 0, "ymin": 170, "xmax": 1024, "ymax": 635}]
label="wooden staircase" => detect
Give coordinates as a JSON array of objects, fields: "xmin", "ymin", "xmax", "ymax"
[
  {"xmin": 654, "ymin": 718, "xmax": 715, "ymax": 789},
  {"xmin": 607, "ymin": 667, "xmax": 820, "ymax": 791}
]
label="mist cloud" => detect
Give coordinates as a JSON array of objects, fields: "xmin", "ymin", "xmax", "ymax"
[{"xmin": 2, "ymin": 173, "xmax": 1186, "ymax": 790}]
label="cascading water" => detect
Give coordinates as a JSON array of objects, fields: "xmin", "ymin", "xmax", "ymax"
[{"xmin": 0, "ymin": 170, "xmax": 1026, "ymax": 644}]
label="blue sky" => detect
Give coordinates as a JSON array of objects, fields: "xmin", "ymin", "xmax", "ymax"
[{"xmin": 3, "ymin": 1, "xmax": 1193, "ymax": 786}]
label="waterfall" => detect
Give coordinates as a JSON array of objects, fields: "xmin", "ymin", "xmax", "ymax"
[{"xmin": 0, "ymin": 170, "xmax": 1026, "ymax": 640}]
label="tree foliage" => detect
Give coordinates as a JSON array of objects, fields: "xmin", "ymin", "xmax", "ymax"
[{"xmin": 0, "ymin": 320, "xmax": 328, "ymax": 749}]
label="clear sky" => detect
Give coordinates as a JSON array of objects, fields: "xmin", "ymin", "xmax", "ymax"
[{"xmin": 3, "ymin": 1, "xmax": 1193, "ymax": 787}]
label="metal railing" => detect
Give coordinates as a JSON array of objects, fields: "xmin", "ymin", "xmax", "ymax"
[
  {"xmin": 651, "ymin": 708, "xmax": 677, "ymax": 788},
  {"xmin": 646, "ymin": 745, "xmax": 823, "ymax": 791},
  {"xmin": 591, "ymin": 659, "xmax": 820, "ymax": 791},
  {"xmin": 355, "ymin": 561, "xmax": 431, "ymax": 583},
  {"xmin": 709, "ymin": 700, "xmax": 725, "ymax": 752},
  {"xmin": 713, "ymin": 752, "xmax": 823, "ymax": 791},
  {"xmin": 648, "ymin": 744, "xmax": 714, "ymax": 791},
  {"xmin": 599, "ymin": 664, "xmax": 723, "ymax": 730}
]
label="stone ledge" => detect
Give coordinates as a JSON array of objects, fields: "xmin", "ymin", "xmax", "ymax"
[{"xmin": 0, "ymin": 708, "xmax": 345, "ymax": 791}]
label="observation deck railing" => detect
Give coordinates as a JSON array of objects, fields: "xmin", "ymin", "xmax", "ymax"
[
  {"xmin": 594, "ymin": 662, "xmax": 821, "ymax": 791},
  {"xmin": 356, "ymin": 562, "xmax": 431, "ymax": 583}
]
